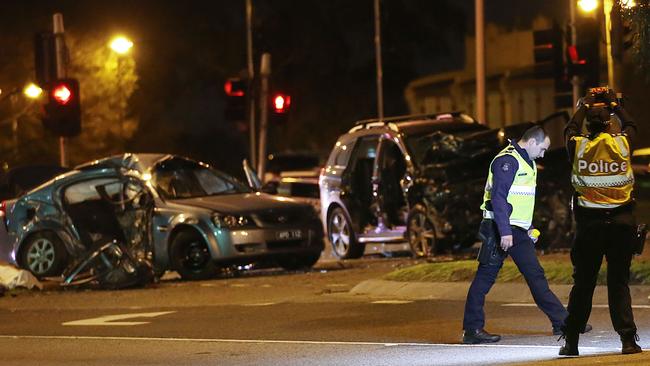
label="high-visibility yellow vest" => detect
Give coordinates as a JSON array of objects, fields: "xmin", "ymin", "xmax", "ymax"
[
  {"xmin": 571, "ymin": 133, "xmax": 634, "ymax": 209},
  {"xmin": 481, "ymin": 145, "xmax": 537, "ymax": 230}
]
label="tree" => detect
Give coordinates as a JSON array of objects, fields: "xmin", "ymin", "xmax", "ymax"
[{"xmin": 621, "ymin": 0, "xmax": 650, "ymax": 80}]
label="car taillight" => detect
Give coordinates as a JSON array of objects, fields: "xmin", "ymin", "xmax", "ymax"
[{"xmin": 0, "ymin": 201, "xmax": 5, "ymax": 217}]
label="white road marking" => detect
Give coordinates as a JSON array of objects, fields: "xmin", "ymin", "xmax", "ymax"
[
  {"xmin": 371, "ymin": 300, "xmax": 413, "ymax": 305},
  {"xmin": 200, "ymin": 283, "xmax": 216, "ymax": 287},
  {"xmin": 243, "ymin": 302, "xmax": 277, "ymax": 307},
  {"xmin": 502, "ymin": 303, "xmax": 650, "ymax": 309},
  {"xmin": 230, "ymin": 284, "xmax": 249, "ymax": 288},
  {"xmin": 0, "ymin": 334, "xmax": 611, "ymax": 350},
  {"xmin": 62, "ymin": 311, "xmax": 176, "ymax": 326}
]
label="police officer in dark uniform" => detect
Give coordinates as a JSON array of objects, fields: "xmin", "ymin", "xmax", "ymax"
[
  {"xmin": 463, "ymin": 126, "xmax": 584, "ymax": 344},
  {"xmin": 559, "ymin": 88, "xmax": 641, "ymax": 356}
]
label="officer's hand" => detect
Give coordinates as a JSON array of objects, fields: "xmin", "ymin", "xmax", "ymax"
[
  {"xmin": 606, "ymin": 89, "xmax": 619, "ymax": 109},
  {"xmin": 500, "ymin": 235, "xmax": 514, "ymax": 251},
  {"xmin": 583, "ymin": 94, "xmax": 596, "ymax": 108}
]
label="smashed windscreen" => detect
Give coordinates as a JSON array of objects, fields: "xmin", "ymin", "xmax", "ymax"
[
  {"xmin": 405, "ymin": 124, "xmax": 497, "ymax": 167},
  {"xmin": 153, "ymin": 158, "xmax": 252, "ymax": 199}
]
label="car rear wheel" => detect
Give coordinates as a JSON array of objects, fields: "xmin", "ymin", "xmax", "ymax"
[
  {"xmin": 407, "ymin": 205, "xmax": 436, "ymax": 258},
  {"xmin": 277, "ymin": 252, "xmax": 321, "ymax": 271},
  {"xmin": 328, "ymin": 207, "xmax": 364, "ymax": 259},
  {"xmin": 20, "ymin": 231, "xmax": 68, "ymax": 278},
  {"xmin": 170, "ymin": 230, "xmax": 217, "ymax": 280}
]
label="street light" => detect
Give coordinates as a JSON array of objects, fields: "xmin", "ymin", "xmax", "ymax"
[
  {"xmin": 578, "ymin": 0, "xmax": 599, "ymax": 12},
  {"xmin": 621, "ymin": 0, "xmax": 637, "ymax": 9},
  {"xmin": 23, "ymin": 83, "xmax": 42, "ymax": 99},
  {"xmin": 109, "ymin": 36, "xmax": 133, "ymax": 54}
]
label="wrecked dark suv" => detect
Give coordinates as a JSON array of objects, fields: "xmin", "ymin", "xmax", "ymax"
[{"xmin": 319, "ymin": 112, "xmax": 573, "ymax": 258}]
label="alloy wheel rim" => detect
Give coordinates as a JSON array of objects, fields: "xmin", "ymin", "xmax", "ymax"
[
  {"xmin": 330, "ymin": 212, "xmax": 350, "ymax": 256},
  {"xmin": 26, "ymin": 238, "xmax": 56, "ymax": 274},
  {"xmin": 184, "ymin": 240, "xmax": 209, "ymax": 271},
  {"xmin": 409, "ymin": 213, "xmax": 435, "ymax": 257}
]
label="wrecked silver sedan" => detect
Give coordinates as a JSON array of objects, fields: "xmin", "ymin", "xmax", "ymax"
[{"xmin": 4, "ymin": 154, "xmax": 324, "ymax": 281}]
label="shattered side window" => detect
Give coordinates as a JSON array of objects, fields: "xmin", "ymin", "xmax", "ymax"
[{"xmin": 64, "ymin": 178, "xmax": 121, "ymax": 204}]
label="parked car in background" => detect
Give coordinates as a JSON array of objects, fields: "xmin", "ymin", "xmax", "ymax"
[
  {"xmin": 319, "ymin": 112, "xmax": 573, "ymax": 259},
  {"xmin": 3, "ymin": 154, "xmax": 324, "ymax": 280},
  {"xmin": 276, "ymin": 173, "xmax": 321, "ymax": 216},
  {"xmin": 632, "ymin": 147, "xmax": 650, "ymax": 177},
  {"xmin": 264, "ymin": 151, "xmax": 323, "ymax": 184}
]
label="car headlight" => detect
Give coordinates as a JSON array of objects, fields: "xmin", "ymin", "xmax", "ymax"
[{"xmin": 212, "ymin": 213, "xmax": 251, "ymax": 228}]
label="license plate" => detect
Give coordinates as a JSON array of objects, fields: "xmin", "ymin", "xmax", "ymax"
[{"xmin": 276, "ymin": 230, "xmax": 302, "ymax": 240}]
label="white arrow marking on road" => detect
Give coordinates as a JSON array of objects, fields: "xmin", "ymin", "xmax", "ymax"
[{"xmin": 62, "ymin": 311, "xmax": 175, "ymax": 326}]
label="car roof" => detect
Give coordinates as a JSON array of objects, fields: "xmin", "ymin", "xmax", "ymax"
[
  {"xmin": 75, "ymin": 153, "xmax": 172, "ymax": 173},
  {"xmin": 346, "ymin": 112, "xmax": 486, "ymax": 137}
]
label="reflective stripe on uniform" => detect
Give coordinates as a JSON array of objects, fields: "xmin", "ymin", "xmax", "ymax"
[
  {"xmin": 508, "ymin": 185, "xmax": 536, "ymax": 196},
  {"xmin": 571, "ymin": 173, "xmax": 635, "ymax": 187},
  {"xmin": 483, "ymin": 210, "xmax": 531, "ymax": 229},
  {"xmin": 576, "ymin": 138, "xmax": 589, "ymax": 158},
  {"xmin": 577, "ymin": 197, "xmax": 623, "ymax": 209},
  {"xmin": 614, "ymin": 135, "xmax": 629, "ymax": 158}
]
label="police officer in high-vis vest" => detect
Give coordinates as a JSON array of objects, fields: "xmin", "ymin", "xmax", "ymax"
[
  {"xmin": 559, "ymin": 88, "xmax": 641, "ymax": 356},
  {"xmin": 463, "ymin": 126, "xmax": 573, "ymax": 344}
]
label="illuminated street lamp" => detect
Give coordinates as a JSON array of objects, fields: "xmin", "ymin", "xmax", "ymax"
[
  {"xmin": 578, "ymin": 0, "xmax": 599, "ymax": 12},
  {"xmin": 23, "ymin": 83, "xmax": 43, "ymax": 99},
  {"xmin": 620, "ymin": 0, "xmax": 637, "ymax": 9},
  {"xmin": 110, "ymin": 36, "xmax": 133, "ymax": 54}
]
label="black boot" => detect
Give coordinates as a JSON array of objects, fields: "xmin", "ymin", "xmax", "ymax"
[
  {"xmin": 462, "ymin": 329, "xmax": 501, "ymax": 344},
  {"xmin": 621, "ymin": 333, "xmax": 642, "ymax": 354},
  {"xmin": 559, "ymin": 332, "xmax": 579, "ymax": 356}
]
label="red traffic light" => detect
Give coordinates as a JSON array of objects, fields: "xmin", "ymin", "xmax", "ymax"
[
  {"xmin": 52, "ymin": 83, "xmax": 72, "ymax": 105},
  {"xmin": 224, "ymin": 78, "xmax": 245, "ymax": 97},
  {"xmin": 272, "ymin": 94, "xmax": 290, "ymax": 113}
]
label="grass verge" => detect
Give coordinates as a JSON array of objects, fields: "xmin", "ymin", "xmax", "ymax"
[{"xmin": 383, "ymin": 259, "xmax": 650, "ymax": 285}]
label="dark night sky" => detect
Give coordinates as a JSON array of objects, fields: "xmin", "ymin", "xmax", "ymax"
[{"xmin": 0, "ymin": 0, "xmax": 569, "ymax": 173}]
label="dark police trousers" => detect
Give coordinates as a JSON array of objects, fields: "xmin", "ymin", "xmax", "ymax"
[
  {"xmin": 463, "ymin": 220, "xmax": 568, "ymax": 331},
  {"xmin": 563, "ymin": 209, "xmax": 637, "ymax": 336}
]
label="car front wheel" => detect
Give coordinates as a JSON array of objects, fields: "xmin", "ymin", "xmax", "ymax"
[
  {"xmin": 20, "ymin": 231, "xmax": 68, "ymax": 278},
  {"xmin": 328, "ymin": 207, "xmax": 364, "ymax": 259},
  {"xmin": 407, "ymin": 205, "xmax": 436, "ymax": 258},
  {"xmin": 170, "ymin": 230, "xmax": 217, "ymax": 280}
]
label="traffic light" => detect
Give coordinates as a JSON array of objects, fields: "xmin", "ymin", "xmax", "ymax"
[
  {"xmin": 570, "ymin": 18, "xmax": 600, "ymax": 89},
  {"xmin": 34, "ymin": 31, "xmax": 57, "ymax": 87},
  {"xmin": 533, "ymin": 24, "xmax": 572, "ymax": 108},
  {"xmin": 43, "ymin": 78, "xmax": 81, "ymax": 137},
  {"xmin": 224, "ymin": 77, "xmax": 246, "ymax": 121},
  {"xmin": 270, "ymin": 93, "xmax": 290, "ymax": 124}
]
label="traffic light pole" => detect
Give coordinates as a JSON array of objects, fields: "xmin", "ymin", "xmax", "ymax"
[
  {"xmin": 246, "ymin": 0, "xmax": 257, "ymax": 167},
  {"xmin": 256, "ymin": 53, "xmax": 270, "ymax": 180},
  {"xmin": 570, "ymin": 0, "xmax": 580, "ymax": 111},
  {"xmin": 475, "ymin": 0, "xmax": 486, "ymax": 124},
  {"xmin": 53, "ymin": 13, "xmax": 68, "ymax": 167}
]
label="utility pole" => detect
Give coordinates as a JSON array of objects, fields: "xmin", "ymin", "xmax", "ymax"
[
  {"xmin": 256, "ymin": 53, "xmax": 270, "ymax": 180},
  {"xmin": 53, "ymin": 13, "xmax": 67, "ymax": 167},
  {"xmin": 246, "ymin": 0, "xmax": 257, "ymax": 167},
  {"xmin": 475, "ymin": 0, "xmax": 486, "ymax": 124},
  {"xmin": 569, "ymin": 0, "xmax": 581, "ymax": 111},
  {"xmin": 604, "ymin": 0, "xmax": 618, "ymax": 90},
  {"xmin": 374, "ymin": 0, "xmax": 384, "ymax": 120}
]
